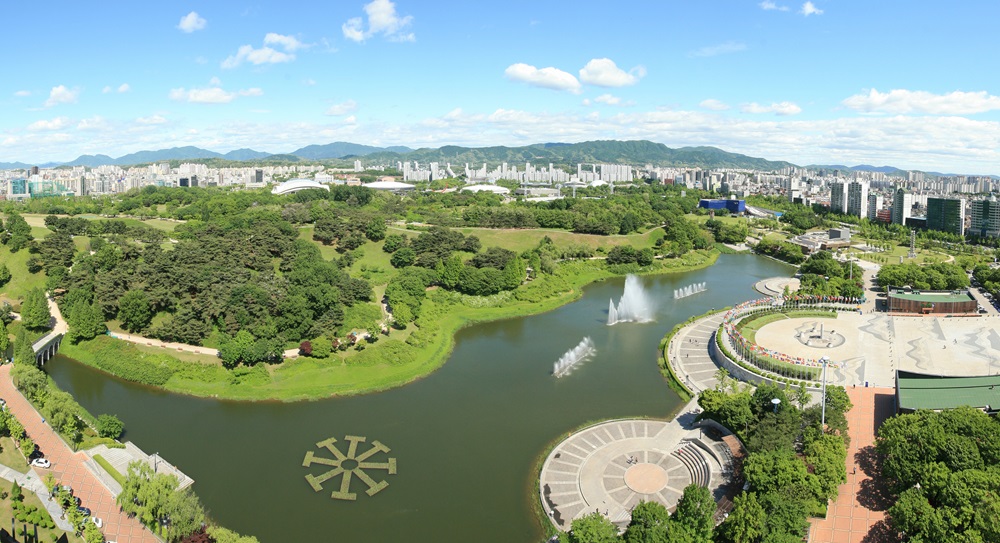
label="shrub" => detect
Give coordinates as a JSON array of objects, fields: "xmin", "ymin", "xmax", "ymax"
[{"xmin": 97, "ymin": 414, "xmax": 124, "ymax": 439}]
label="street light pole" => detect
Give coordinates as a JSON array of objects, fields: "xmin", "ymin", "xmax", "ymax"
[{"xmin": 820, "ymin": 357, "xmax": 829, "ymax": 428}]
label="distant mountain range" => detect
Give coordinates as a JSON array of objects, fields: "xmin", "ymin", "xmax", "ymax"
[{"xmin": 0, "ymin": 140, "xmax": 978, "ymax": 176}]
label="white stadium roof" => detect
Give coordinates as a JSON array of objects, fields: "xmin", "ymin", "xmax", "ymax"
[
  {"xmin": 461, "ymin": 184, "xmax": 511, "ymax": 195},
  {"xmin": 364, "ymin": 180, "xmax": 416, "ymax": 191},
  {"xmin": 271, "ymin": 178, "xmax": 330, "ymax": 195}
]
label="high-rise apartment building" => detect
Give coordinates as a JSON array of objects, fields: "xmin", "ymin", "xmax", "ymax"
[
  {"xmin": 867, "ymin": 193, "xmax": 884, "ymax": 221},
  {"xmin": 891, "ymin": 187, "xmax": 912, "ymax": 225},
  {"xmin": 830, "ymin": 181, "xmax": 846, "ymax": 214},
  {"xmin": 971, "ymin": 197, "xmax": 1000, "ymax": 238},
  {"xmin": 846, "ymin": 180, "xmax": 869, "ymax": 218},
  {"xmin": 925, "ymin": 197, "xmax": 965, "ymax": 236},
  {"xmin": 254, "ymin": 169, "xmax": 264, "ymax": 184}
]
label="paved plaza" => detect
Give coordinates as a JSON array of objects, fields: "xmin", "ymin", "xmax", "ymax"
[{"xmin": 754, "ymin": 312, "xmax": 1000, "ymax": 388}]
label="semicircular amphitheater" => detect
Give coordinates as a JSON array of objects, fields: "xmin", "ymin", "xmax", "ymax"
[{"xmin": 539, "ymin": 418, "xmax": 743, "ymax": 530}]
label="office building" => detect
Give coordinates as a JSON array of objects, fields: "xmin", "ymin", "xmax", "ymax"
[
  {"xmin": 891, "ymin": 187, "xmax": 912, "ymax": 225},
  {"xmin": 925, "ymin": 197, "xmax": 965, "ymax": 236},
  {"xmin": 971, "ymin": 197, "xmax": 1000, "ymax": 238}
]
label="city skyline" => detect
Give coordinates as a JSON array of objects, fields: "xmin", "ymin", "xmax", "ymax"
[{"xmin": 3, "ymin": 1, "xmax": 1000, "ymax": 174}]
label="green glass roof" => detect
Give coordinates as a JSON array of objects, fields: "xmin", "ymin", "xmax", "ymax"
[
  {"xmin": 889, "ymin": 291, "xmax": 972, "ymax": 303},
  {"xmin": 897, "ymin": 370, "xmax": 1000, "ymax": 410}
]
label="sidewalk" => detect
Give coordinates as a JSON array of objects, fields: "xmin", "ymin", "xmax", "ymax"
[
  {"xmin": 667, "ymin": 312, "xmax": 727, "ymax": 394},
  {"xmin": 0, "ymin": 464, "xmax": 73, "ymax": 531},
  {"xmin": 0, "ymin": 365, "xmax": 160, "ymax": 543}
]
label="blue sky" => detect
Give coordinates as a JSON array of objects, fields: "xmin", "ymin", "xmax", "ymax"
[{"xmin": 2, "ymin": 1, "xmax": 1000, "ymax": 173}]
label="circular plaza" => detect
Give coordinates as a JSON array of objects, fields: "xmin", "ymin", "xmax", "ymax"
[{"xmin": 539, "ymin": 418, "xmax": 741, "ymax": 530}]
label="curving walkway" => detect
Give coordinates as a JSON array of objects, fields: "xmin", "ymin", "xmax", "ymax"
[
  {"xmin": 667, "ymin": 312, "xmax": 728, "ymax": 394},
  {"xmin": 0, "ymin": 365, "xmax": 159, "ymax": 543}
]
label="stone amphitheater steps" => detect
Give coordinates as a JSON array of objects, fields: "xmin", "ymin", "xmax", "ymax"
[{"xmin": 671, "ymin": 444, "xmax": 711, "ymax": 487}]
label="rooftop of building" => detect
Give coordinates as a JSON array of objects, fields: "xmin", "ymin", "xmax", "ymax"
[{"xmin": 896, "ymin": 370, "xmax": 1000, "ymax": 411}]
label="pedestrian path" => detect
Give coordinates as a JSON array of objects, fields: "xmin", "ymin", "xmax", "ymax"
[
  {"xmin": 808, "ymin": 387, "xmax": 895, "ymax": 543},
  {"xmin": 0, "ymin": 365, "xmax": 160, "ymax": 543},
  {"xmin": 667, "ymin": 312, "xmax": 727, "ymax": 394}
]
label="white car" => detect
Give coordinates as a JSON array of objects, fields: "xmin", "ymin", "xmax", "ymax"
[
  {"xmin": 91, "ymin": 517, "xmax": 103, "ymax": 529},
  {"xmin": 30, "ymin": 458, "xmax": 50, "ymax": 468}
]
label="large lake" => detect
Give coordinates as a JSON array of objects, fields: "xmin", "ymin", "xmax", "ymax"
[{"xmin": 47, "ymin": 254, "xmax": 793, "ymax": 542}]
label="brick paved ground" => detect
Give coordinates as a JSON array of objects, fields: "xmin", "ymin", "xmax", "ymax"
[
  {"xmin": 809, "ymin": 387, "xmax": 896, "ymax": 543},
  {"xmin": 0, "ymin": 365, "xmax": 160, "ymax": 543}
]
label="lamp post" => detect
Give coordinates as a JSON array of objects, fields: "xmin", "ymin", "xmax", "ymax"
[
  {"xmin": 771, "ymin": 398, "xmax": 781, "ymax": 413},
  {"xmin": 820, "ymin": 356, "xmax": 830, "ymax": 427}
]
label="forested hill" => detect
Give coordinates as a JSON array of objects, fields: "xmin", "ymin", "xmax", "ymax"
[
  {"xmin": 365, "ymin": 140, "xmax": 795, "ymax": 170},
  {"xmin": 24, "ymin": 140, "xmax": 797, "ymax": 170}
]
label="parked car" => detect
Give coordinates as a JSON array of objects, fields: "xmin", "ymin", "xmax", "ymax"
[
  {"xmin": 77, "ymin": 506, "xmax": 91, "ymax": 517},
  {"xmin": 91, "ymin": 517, "xmax": 103, "ymax": 529},
  {"xmin": 29, "ymin": 458, "xmax": 50, "ymax": 468}
]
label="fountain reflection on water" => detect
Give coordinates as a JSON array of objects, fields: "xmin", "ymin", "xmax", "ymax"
[
  {"xmin": 552, "ymin": 337, "xmax": 596, "ymax": 377},
  {"xmin": 607, "ymin": 275, "xmax": 656, "ymax": 325}
]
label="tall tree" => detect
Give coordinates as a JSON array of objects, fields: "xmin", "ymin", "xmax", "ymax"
[
  {"xmin": 673, "ymin": 484, "xmax": 715, "ymax": 542},
  {"xmin": 67, "ymin": 301, "xmax": 107, "ymax": 343},
  {"xmin": 13, "ymin": 328, "xmax": 35, "ymax": 366},
  {"xmin": 567, "ymin": 512, "xmax": 620, "ymax": 543},
  {"xmin": 0, "ymin": 263, "xmax": 10, "ymax": 287},
  {"xmin": 716, "ymin": 492, "xmax": 765, "ymax": 543},
  {"xmin": 118, "ymin": 290, "xmax": 154, "ymax": 333},
  {"xmin": 623, "ymin": 501, "xmax": 670, "ymax": 543},
  {"xmin": 0, "ymin": 319, "xmax": 9, "ymax": 359},
  {"xmin": 20, "ymin": 288, "xmax": 52, "ymax": 331}
]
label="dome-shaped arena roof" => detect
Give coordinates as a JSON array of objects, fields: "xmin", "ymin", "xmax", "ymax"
[{"xmin": 271, "ymin": 178, "xmax": 330, "ymax": 195}]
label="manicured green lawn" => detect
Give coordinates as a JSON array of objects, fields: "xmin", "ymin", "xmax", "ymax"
[
  {"xmin": 93, "ymin": 454, "xmax": 125, "ymax": 485},
  {"xmin": 0, "ymin": 245, "xmax": 47, "ymax": 307},
  {"xmin": 0, "ymin": 437, "xmax": 30, "ymax": 474}
]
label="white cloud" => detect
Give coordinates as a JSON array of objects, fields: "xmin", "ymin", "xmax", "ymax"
[
  {"xmin": 136, "ymin": 115, "xmax": 168, "ymax": 125},
  {"xmin": 76, "ymin": 116, "xmax": 109, "ymax": 131},
  {"xmin": 505, "ymin": 63, "xmax": 581, "ymax": 93},
  {"xmin": 102, "ymin": 86, "xmax": 112, "ymax": 94},
  {"xmin": 700, "ymin": 99, "xmax": 730, "ymax": 111},
  {"xmin": 689, "ymin": 41, "xmax": 747, "ymax": 58},
  {"xmin": 14, "ymin": 90, "xmax": 30, "ymax": 97},
  {"xmin": 326, "ymin": 100, "xmax": 358, "ymax": 116},
  {"xmin": 177, "ymin": 11, "xmax": 207, "ymax": 33},
  {"xmin": 45, "ymin": 85, "xmax": 78, "ymax": 107},
  {"xmin": 581, "ymin": 99, "xmax": 592, "ymax": 106},
  {"xmin": 342, "ymin": 0, "xmax": 414, "ymax": 43},
  {"xmin": 594, "ymin": 94, "xmax": 621, "ymax": 106},
  {"xmin": 800, "ymin": 2, "xmax": 823, "ymax": 16},
  {"xmin": 169, "ymin": 86, "xmax": 263, "ymax": 104},
  {"xmin": 28, "ymin": 117, "xmax": 70, "ymax": 131},
  {"xmin": 118, "ymin": 83, "xmax": 130, "ymax": 93},
  {"xmin": 842, "ymin": 89, "xmax": 1000, "ymax": 115},
  {"xmin": 264, "ymin": 33, "xmax": 306, "ymax": 52},
  {"xmin": 759, "ymin": 1, "xmax": 789, "ymax": 11},
  {"xmin": 344, "ymin": 115, "xmax": 358, "ymax": 124},
  {"xmin": 222, "ymin": 33, "xmax": 303, "ymax": 68},
  {"xmin": 741, "ymin": 101, "xmax": 802, "ymax": 115},
  {"xmin": 579, "ymin": 58, "xmax": 644, "ymax": 87},
  {"xmin": 303, "ymin": 78, "xmax": 317, "ymax": 86}
]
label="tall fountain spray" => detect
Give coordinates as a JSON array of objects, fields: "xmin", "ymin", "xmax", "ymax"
[
  {"xmin": 608, "ymin": 275, "xmax": 656, "ymax": 325},
  {"xmin": 552, "ymin": 337, "xmax": 596, "ymax": 377}
]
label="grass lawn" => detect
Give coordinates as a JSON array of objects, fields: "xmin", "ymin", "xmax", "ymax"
[
  {"xmin": 0, "ymin": 245, "xmax": 47, "ymax": 307},
  {"xmin": 93, "ymin": 454, "xmax": 125, "ymax": 485},
  {"xmin": 737, "ymin": 310, "xmax": 836, "ymax": 344},
  {"xmin": 849, "ymin": 244, "xmax": 949, "ymax": 265},
  {"xmin": 0, "ymin": 437, "xmax": 30, "ymax": 474}
]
